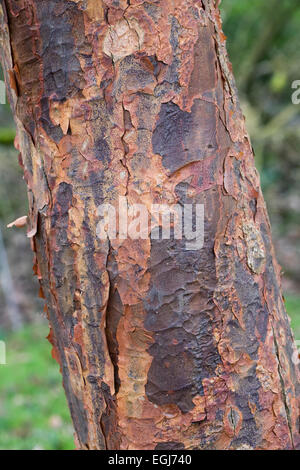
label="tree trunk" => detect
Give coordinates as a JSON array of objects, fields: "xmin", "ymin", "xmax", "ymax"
[{"xmin": 1, "ymin": 0, "xmax": 299, "ymax": 450}]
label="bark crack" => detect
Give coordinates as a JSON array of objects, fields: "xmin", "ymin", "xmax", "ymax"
[
  {"xmin": 120, "ymin": 101, "xmax": 131, "ymax": 197},
  {"xmin": 99, "ymin": 413, "xmax": 108, "ymax": 450},
  {"xmin": 104, "ymin": 238, "xmax": 119, "ymax": 395},
  {"xmin": 272, "ymin": 325, "xmax": 295, "ymax": 449},
  {"xmin": 229, "ymin": 407, "xmax": 236, "ymax": 436}
]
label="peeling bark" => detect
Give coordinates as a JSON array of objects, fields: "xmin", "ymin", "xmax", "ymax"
[{"xmin": 1, "ymin": 0, "xmax": 300, "ymax": 450}]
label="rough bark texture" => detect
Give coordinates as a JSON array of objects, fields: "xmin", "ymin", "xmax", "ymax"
[{"xmin": 1, "ymin": 0, "xmax": 300, "ymax": 450}]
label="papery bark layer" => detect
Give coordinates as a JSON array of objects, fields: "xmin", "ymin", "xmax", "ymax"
[{"xmin": 1, "ymin": 0, "xmax": 299, "ymax": 450}]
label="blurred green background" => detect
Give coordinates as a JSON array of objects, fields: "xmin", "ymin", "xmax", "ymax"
[{"xmin": 0, "ymin": 0, "xmax": 299, "ymax": 450}]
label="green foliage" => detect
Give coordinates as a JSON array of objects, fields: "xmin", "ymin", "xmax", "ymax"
[
  {"xmin": 0, "ymin": 128, "xmax": 15, "ymax": 145},
  {"xmin": 221, "ymin": 0, "xmax": 300, "ymax": 285},
  {"xmin": 221, "ymin": 0, "xmax": 300, "ymax": 185},
  {"xmin": 0, "ymin": 322, "xmax": 74, "ymax": 450},
  {"xmin": 286, "ymin": 295, "xmax": 300, "ymax": 340},
  {"xmin": 0, "ymin": 145, "xmax": 27, "ymax": 229}
]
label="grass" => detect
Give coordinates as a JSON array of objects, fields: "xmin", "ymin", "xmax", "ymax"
[
  {"xmin": 0, "ymin": 321, "xmax": 74, "ymax": 450},
  {"xmin": 0, "ymin": 128, "xmax": 15, "ymax": 146},
  {"xmin": 286, "ymin": 294, "xmax": 300, "ymax": 340},
  {"xmin": 0, "ymin": 294, "xmax": 299, "ymax": 450}
]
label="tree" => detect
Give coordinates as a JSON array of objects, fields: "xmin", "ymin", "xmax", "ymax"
[{"xmin": 1, "ymin": 0, "xmax": 299, "ymax": 450}]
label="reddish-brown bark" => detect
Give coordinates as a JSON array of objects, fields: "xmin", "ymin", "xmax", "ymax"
[{"xmin": 1, "ymin": 0, "xmax": 300, "ymax": 450}]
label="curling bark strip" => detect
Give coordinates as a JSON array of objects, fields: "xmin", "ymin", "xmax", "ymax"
[{"xmin": 0, "ymin": 0, "xmax": 299, "ymax": 450}]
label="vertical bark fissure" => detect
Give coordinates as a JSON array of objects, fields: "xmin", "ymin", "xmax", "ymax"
[
  {"xmin": 99, "ymin": 409, "xmax": 108, "ymax": 450},
  {"xmin": 229, "ymin": 407, "xmax": 236, "ymax": 437},
  {"xmin": 104, "ymin": 239, "xmax": 120, "ymax": 397},
  {"xmin": 120, "ymin": 101, "xmax": 130, "ymax": 196},
  {"xmin": 272, "ymin": 325, "xmax": 295, "ymax": 449}
]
